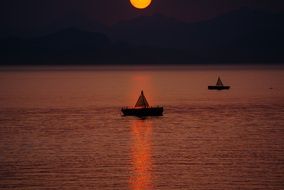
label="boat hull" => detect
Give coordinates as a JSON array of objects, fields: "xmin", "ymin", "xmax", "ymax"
[
  {"xmin": 208, "ymin": 86, "xmax": 230, "ymax": 90},
  {"xmin": 121, "ymin": 107, "xmax": 163, "ymax": 117}
]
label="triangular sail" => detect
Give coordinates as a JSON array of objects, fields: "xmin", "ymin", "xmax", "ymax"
[
  {"xmin": 216, "ymin": 77, "xmax": 224, "ymax": 86},
  {"xmin": 135, "ymin": 91, "xmax": 150, "ymax": 108}
]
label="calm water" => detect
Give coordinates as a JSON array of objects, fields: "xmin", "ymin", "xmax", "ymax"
[{"xmin": 0, "ymin": 66, "xmax": 283, "ymax": 190}]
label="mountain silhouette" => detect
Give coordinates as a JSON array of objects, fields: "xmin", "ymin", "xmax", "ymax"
[
  {"xmin": 32, "ymin": 28, "xmax": 110, "ymax": 50},
  {"xmin": 1, "ymin": 8, "xmax": 283, "ymax": 65},
  {"xmin": 111, "ymin": 8, "xmax": 284, "ymax": 49},
  {"xmin": 0, "ymin": 28, "xmax": 110, "ymax": 64}
]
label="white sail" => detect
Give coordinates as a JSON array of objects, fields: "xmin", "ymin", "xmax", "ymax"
[
  {"xmin": 135, "ymin": 91, "xmax": 150, "ymax": 108},
  {"xmin": 216, "ymin": 77, "xmax": 224, "ymax": 86}
]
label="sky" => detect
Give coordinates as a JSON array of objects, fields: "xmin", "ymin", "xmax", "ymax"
[
  {"xmin": 0, "ymin": 0, "xmax": 284, "ymax": 36},
  {"xmin": 0, "ymin": 0, "xmax": 283, "ymax": 64}
]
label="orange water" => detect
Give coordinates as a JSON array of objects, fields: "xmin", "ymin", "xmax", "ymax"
[{"xmin": 0, "ymin": 66, "xmax": 283, "ymax": 189}]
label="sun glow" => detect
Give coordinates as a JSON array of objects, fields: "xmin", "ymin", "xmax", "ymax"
[{"xmin": 130, "ymin": 0, "xmax": 152, "ymax": 9}]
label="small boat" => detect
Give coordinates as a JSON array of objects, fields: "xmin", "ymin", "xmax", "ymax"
[
  {"xmin": 121, "ymin": 91, "xmax": 163, "ymax": 117},
  {"xmin": 208, "ymin": 77, "xmax": 230, "ymax": 90}
]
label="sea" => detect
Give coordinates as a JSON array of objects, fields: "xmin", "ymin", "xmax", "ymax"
[{"xmin": 0, "ymin": 65, "xmax": 283, "ymax": 190}]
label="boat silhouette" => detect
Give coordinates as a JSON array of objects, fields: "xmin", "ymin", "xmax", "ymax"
[
  {"xmin": 121, "ymin": 91, "xmax": 163, "ymax": 117},
  {"xmin": 208, "ymin": 77, "xmax": 230, "ymax": 90}
]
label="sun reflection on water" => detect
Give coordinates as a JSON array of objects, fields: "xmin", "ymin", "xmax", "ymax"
[{"xmin": 129, "ymin": 119, "xmax": 153, "ymax": 190}]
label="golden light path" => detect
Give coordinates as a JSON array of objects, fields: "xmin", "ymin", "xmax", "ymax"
[
  {"xmin": 129, "ymin": 119, "xmax": 153, "ymax": 190},
  {"xmin": 127, "ymin": 72, "xmax": 155, "ymax": 189},
  {"xmin": 130, "ymin": 0, "xmax": 152, "ymax": 9}
]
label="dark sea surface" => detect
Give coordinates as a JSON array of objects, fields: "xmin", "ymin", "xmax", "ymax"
[{"xmin": 0, "ymin": 66, "xmax": 283, "ymax": 190}]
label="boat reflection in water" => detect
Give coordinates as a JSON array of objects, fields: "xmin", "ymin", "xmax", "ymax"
[{"xmin": 129, "ymin": 119, "xmax": 153, "ymax": 190}]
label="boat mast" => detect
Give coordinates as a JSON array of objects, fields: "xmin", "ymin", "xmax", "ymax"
[
  {"xmin": 135, "ymin": 90, "xmax": 150, "ymax": 108},
  {"xmin": 216, "ymin": 77, "xmax": 224, "ymax": 86}
]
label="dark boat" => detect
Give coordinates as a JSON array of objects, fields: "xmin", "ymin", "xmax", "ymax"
[
  {"xmin": 121, "ymin": 91, "xmax": 163, "ymax": 117},
  {"xmin": 208, "ymin": 77, "xmax": 230, "ymax": 90}
]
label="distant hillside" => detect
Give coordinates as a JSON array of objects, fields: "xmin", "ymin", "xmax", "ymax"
[
  {"xmin": 1, "ymin": 8, "xmax": 283, "ymax": 65},
  {"xmin": 109, "ymin": 8, "xmax": 284, "ymax": 62},
  {"xmin": 0, "ymin": 29, "xmax": 110, "ymax": 64}
]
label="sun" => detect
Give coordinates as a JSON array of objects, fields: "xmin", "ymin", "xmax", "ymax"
[{"xmin": 130, "ymin": 0, "xmax": 152, "ymax": 9}]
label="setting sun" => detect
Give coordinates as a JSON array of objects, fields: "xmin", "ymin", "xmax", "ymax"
[{"xmin": 130, "ymin": 0, "xmax": 152, "ymax": 9}]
